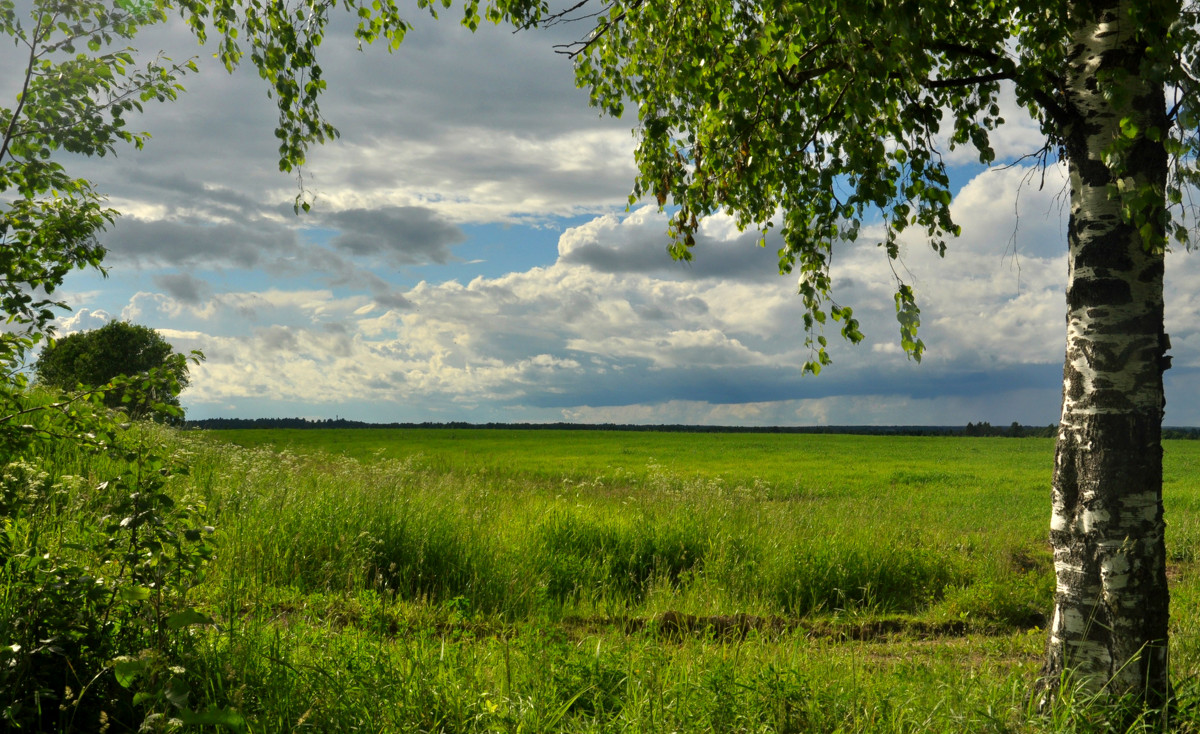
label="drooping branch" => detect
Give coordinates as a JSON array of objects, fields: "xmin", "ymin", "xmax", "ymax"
[
  {"xmin": 552, "ymin": 0, "xmax": 645, "ymax": 58},
  {"xmin": 930, "ymin": 39, "xmax": 1073, "ymax": 126},
  {"xmin": 779, "ymin": 62, "xmax": 845, "ymax": 90},
  {"xmin": 922, "ymin": 70, "xmax": 1013, "ymax": 89},
  {"xmin": 1166, "ymin": 73, "xmax": 1197, "ymax": 121},
  {"xmin": 525, "ymin": 0, "xmax": 594, "ymax": 30}
]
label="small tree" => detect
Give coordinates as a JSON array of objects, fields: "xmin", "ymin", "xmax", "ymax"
[{"xmin": 35, "ymin": 321, "xmax": 192, "ymax": 422}]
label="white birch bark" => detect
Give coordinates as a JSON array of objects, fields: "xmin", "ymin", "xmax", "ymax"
[{"xmin": 1039, "ymin": 0, "xmax": 1172, "ymax": 703}]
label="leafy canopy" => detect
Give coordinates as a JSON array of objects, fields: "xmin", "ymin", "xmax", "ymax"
[
  {"xmin": 175, "ymin": 0, "xmax": 1200, "ymax": 372},
  {"xmin": 0, "ymin": 0, "xmax": 195, "ymax": 380},
  {"xmin": 34, "ymin": 321, "xmax": 195, "ymax": 421},
  {"xmin": 528, "ymin": 0, "xmax": 1200, "ymax": 372}
]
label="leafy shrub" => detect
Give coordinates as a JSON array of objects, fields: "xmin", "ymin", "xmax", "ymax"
[
  {"xmin": 34, "ymin": 321, "xmax": 195, "ymax": 422},
  {"xmin": 0, "ymin": 388, "xmax": 232, "ymax": 730}
]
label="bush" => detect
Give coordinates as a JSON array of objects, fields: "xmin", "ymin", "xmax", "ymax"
[
  {"xmin": 0, "ymin": 401, "xmax": 234, "ymax": 731},
  {"xmin": 34, "ymin": 320, "xmax": 197, "ymax": 423}
]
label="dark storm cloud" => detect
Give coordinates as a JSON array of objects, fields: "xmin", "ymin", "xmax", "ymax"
[
  {"xmin": 117, "ymin": 171, "xmax": 269, "ymax": 217},
  {"xmin": 153, "ymin": 272, "xmax": 211, "ymax": 304},
  {"xmin": 514, "ymin": 361, "xmax": 1065, "ymax": 412},
  {"xmin": 372, "ymin": 290, "xmax": 416, "ymax": 310},
  {"xmin": 295, "ymin": 11, "xmax": 638, "ymax": 217},
  {"xmin": 49, "ymin": 0, "xmax": 636, "ymax": 257},
  {"xmin": 325, "ymin": 206, "xmax": 465, "ymax": 264},
  {"xmin": 318, "ymin": 10, "xmax": 609, "ymax": 141},
  {"xmin": 106, "ymin": 212, "xmax": 414, "ymax": 311},
  {"xmin": 103, "ymin": 217, "xmax": 300, "ymax": 268}
]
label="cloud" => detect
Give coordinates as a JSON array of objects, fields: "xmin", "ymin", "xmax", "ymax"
[
  {"xmin": 557, "ymin": 207, "xmax": 781, "ymax": 280},
  {"xmin": 1166, "ymin": 243, "xmax": 1200, "ymax": 369},
  {"xmin": 55, "ymin": 309, "xmax": 113, "ymax": 335},
  {"xmin": 59, "ymin": 9, "xmax": 637, "ymax": 233},
  {"xmin": 104, "ymin": 217, "xmax": 299, "ymax": 269},
  {"xmin": 940, "ymin": 82, "xmax": 1051, "ymax": 167},
  {"xmin": 121, "ymin": 170, "xmax": 1200, "ymax": 428},
  {"xmin": 22, "ymin": 10, "xmax": 1200, "ymax": 428},
  {"xmin": 560, "ymin": 388, "xmax": 1063, "ymax": 427},
  {"xmin": 122, "ymin": 161, "xmax": 1093, "ymax": 425},
  {"xmin": 946, "ymin": 162, "xmax": 1069, "ymax": 259},
  {"xmin": 325, "ymin": 206, "xmax": 465, "ymax": 264},
  {"xmin": 153, "ymin": 272, "xmax": 212, "ymax": 304},
  {"xmin": 833, "ymin": 163, "xmax": 1070, "ymax": 369}
]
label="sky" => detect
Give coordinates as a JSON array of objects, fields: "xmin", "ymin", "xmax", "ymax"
[{"xmin": 10, "ymin": 6, "xmax": 1200, "ymax": 426}]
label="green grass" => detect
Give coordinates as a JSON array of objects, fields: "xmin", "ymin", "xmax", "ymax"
[
  {"xmin": 219, "ymin": 428, "xmax": 1053, "ymax": 495},
  {"xmin": 16, "ymin": 425, "xmax": 1200, "ymax": 731},
  {"xmin": 204, "ymin": 430, "xmax": 1064, "ymax": 622}
]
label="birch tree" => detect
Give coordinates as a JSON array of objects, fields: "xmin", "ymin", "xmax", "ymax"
[{"xmin": 489, "ymin": 0, "xmax": 1191, "ymax": 704}]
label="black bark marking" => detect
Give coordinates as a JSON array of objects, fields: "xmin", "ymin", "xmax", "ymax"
[
  {"xmin": 1138, "ymin": 259, "xmax": 1164, "ymax": 283},
  {"xmin": 1089, "ymin": 387, "xmax": 1134, "ymax": 411},
  {"xmin": 1075, "ymin": 156, "xmax": 1111, "ymax": 186},
  {"xmin": 1075, "ymin": 236, "xmax": 1135, "ymax": 271},
  {"xmin": 1067, "ymin": 277, "xmax": 1132, "ymax": 310},
  {"xmin": 1064, "ymin": 362, "xmax": 1087, "ymax": 401}
]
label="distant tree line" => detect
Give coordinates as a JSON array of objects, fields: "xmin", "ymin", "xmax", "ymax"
[
  {"xmin": 964, "ymin": 421, "xmax": 1057, "ymax": 438},
  {"xmin": 1164, "ymin": 427, "xmax": 1200, "ymax": 440},
  {"xmin": 188, "ymin": 417, "xmax": 976, "ymax": 434},
  {"xmin": 189, "ymin": 417, "xmax": 379, "ymax": 430},
  {"xmin": 187, "ymin": 417, "xmax": 969, "ymax": 434},
  {"xmin": 185, "ymin": 417, "xmax": 1195, "ymax": 438}
]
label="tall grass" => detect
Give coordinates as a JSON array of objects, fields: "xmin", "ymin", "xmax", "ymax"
[
  {"xmin": 194, "ymin": 438, "xmax": 1052, "ymax": 626},
  {"xmin": 14, "ymin": 424, "xmax": 1200, "ymax": 731}
]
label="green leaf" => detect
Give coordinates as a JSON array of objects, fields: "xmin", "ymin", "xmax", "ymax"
[
  {"xmin": 179, "ymin": 708, "xmax": 248, "ymax": 730},
  {"xmin": 113, "ymin": 658, "xmax": 147, "ymax": 688},
  {"xmin": 167, "ymin": 608, "xmax": 215, "ymax": 630},
  {"xmin": 118, "ymin": 586, "xmax": 151, "ymax": 602},
  {"xmin": 165, "ymin": 676, "xmax": 191, "ymax": 709}
]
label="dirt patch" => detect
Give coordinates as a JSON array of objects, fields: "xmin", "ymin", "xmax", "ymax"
[
  {"xmin": 254, "ymin": 605, "xmax": 1039, "ymax": 644},
  {"xmin": 622, "ymin": 611, "xmax": 978, "ymax": 642},
  {"xmin": 1007, "ymin": 548, "xmax": 1048, "ymax": 574}
]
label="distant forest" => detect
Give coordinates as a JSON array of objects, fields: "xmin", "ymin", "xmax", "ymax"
[{"xmin": 183, "ymin": 417, "xmax": 1200, "ymax": 439}]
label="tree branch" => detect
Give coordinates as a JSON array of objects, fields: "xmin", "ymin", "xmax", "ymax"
[
  {"xmin": 779, "ymin": 62, "xmax": 846, "ymax": 89},
  {"xmin": 553, "ymin": 0, "xmax": 644, "ymax": 58},
  {"xmin": 528, "ymin": 0, "xmax": 594, "ymax": 30},
  {"xmin": 1166, "ymin": 75, "xmax": 1197, "ymax": 121},
  {"xmin": 922, "ymin": 70, "xmax": 1012, "ymax": 89},
  {"xmin": 929, "ymin": 39, "xmax": 1073, "ymax": 126},
  {"xmin": 0, "ymin": 16, "xmax": 42, "ymax": 167}
]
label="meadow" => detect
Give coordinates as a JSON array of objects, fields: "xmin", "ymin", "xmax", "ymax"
[{"xmin": 9, "ymin": 425, "xmax": 1200, "ymax": 731}]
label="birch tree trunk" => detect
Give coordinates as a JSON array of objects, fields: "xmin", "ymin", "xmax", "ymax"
[{"xmin": 1039, "ymin": 0, "xmax": 1172, "ymax": 702}]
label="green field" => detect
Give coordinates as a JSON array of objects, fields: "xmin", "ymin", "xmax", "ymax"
[{"xmin": 10, "ymin": 426, "xmax": 1200, "ymax": 731}]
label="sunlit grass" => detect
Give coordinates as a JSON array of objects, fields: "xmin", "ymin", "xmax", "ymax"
[
  {"xmin": 17, "ymin": 424, "xmax": 1200, "ymax": 731},
  {"xmin": 195, "ymin": 432, "xmax": 1064, "ymax": 625}
]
